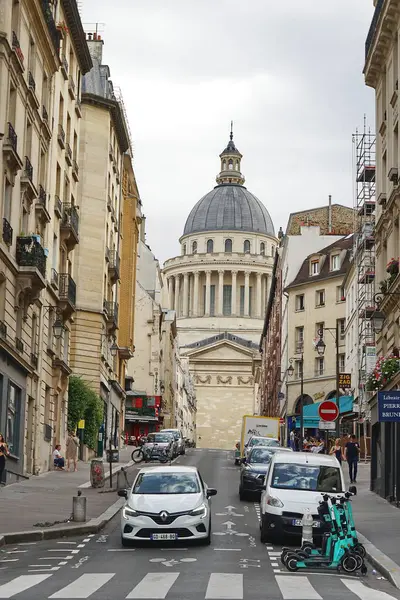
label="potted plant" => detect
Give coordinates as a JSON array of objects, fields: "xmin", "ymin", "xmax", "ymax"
[
  {"xmin": 366, "ymin": 354, "xmax": 400, "ymax": 391},
  {"xmin": 386, "ymin": 257, "xmax": 399, "ymax": 275},
  {"xmin": 379, "ymin": 280, "xmax": 388, "ymax": 293}
]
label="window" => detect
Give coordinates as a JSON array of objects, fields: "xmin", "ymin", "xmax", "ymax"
[
  {"xmin": 44, "ymin": 385, "xmax": 51, "ymax": 425},
  {"xmin": 206, "ymin": 239, "xmax": 214, "ymax": 253},
  {"xmin": 249, "ymin": 287, "xmax": 253, "ymax": 317},
  {"xmin": 223, "ymin": 285, "xmax": 232, "ymax": 316},
  {"xmin": 225, "ymin": 239, "xmax": 232, "ymax": 253},
  {"xmin": 311, "ymin": 260, "xmax": 319, "ymax": 275},
  {"xmin": 295, "ymin": 294, "xmax": 305, "ymax": 311},
  {"xmin": 31, "ymin": 313, "xmax": 37, "ymax": 355},
  {"xmin": 337, "ymin": 318, "xmax": 346, "ymax": 338},
  {"xmin": 295, "ymin": 360, "xmax": 303, "ymax": 379},
  {"xmin": 315, "ymin": 357, "xmax": 324, "ymax": 376},
  {"xmin": 228, "ymin": 159, "xmax": 233, "ymax": 170},
  {"xmin": 7, "ymin": 383, "xmax": 21, "ymax": 456},
  {"xmin": 260, "ymin": 242, "xmax": 265, "ymax": 256},
  {"xmin": 182, "ymin": 244, "xmax": 186, "ymax": 255},
  {"xmin": 3, "ymin": 177, "xmax": 12, "ymax": 222},
  {"xmin": 316, "ymin": 289, "xmax": 325, "ymax": 307},
  {"xmin": 331, "ymin": 254, "xmax": 340, "ymax": 271},
  {"xmin": 339, "ymin": 354, "xmax": 346, "ymax": 373},
  {"xmin": 295, "ymin": 326, "xmax": 304, "ymax": 352},
  {"xmin": 271, "ymin": 246, "xmax": 275, "ymax": 257},
  {"xmin": 192, "ymin": 241, "xmax": 197, "ymax": 254},
  {"xmin": 336, "ymin": 285, "xmax": 345, "ymax": 302},
  {"xmin": 271, "ymin": 463, "xmax": 342, "ymax": 493},
  {"xmin": 244, "ymin": 240, "xmax": 250, "ymax": 254}
]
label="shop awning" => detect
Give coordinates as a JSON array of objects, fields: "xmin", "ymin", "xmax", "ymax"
[
  {"xmin": 291, "ymin": 396, "xmax": 353, "ymax": 428},
  {"xmin": 125, "ymin": 415, "xmax": 159, "ymax": 423}
]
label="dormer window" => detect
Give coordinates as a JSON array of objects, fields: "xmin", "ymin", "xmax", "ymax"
[
  {"xmin": 182, "ymin": 244, "xmax": 186, "ymax": 255},
  {"xmin": 311, "ymin": 259, "xmax": 319, "ymax": 276},
  {"xmin": 244, "ymin": 240, "xmax": 250, "ymax": 254},
  {"xmin": 331, "ymin": 254, "xmax": 340, "ymax": 271}
]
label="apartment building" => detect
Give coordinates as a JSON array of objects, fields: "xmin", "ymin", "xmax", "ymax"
[
  {"xmin": 0, "ymin": 0, "xmax": 91, "ymax": 479},
  {"xmin": 69, "ymin": 33, "xmax": 130, "ymax": 452}
]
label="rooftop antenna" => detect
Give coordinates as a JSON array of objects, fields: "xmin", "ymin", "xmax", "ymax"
[{"xmin": 230, "ymin": 120, "xmax": 233, "ymax": 141}]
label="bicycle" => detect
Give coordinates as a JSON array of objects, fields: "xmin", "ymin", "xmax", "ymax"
[{"xmin": 131, "ymin": 442, "xmax": 172, "ymax": 464}]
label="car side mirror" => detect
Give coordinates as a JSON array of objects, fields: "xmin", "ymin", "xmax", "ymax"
[
  {"xmin": 117, "ymin": 489, "xmax": 128, "ymax": 498},
  {"xmin": 261, "ymin": 485, "xmax": 266, "ymax": 491},
  {"xmin": 241, "ymin": 457, "xmax": 246, "ymax": 464},
  {"xmin": 349, "ymin": 485, "xmax": 357, "ymax": 496},
  {"xmin": 207, "ymin": 488, "xmax": 217, "ymax": 498}
]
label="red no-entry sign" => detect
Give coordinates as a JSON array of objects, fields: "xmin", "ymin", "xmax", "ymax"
[{"xmin": 318, "ymin": 400, "xmax": 339, "ymax": 422}]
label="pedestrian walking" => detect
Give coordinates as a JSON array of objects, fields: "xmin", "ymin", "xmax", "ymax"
[
  {"xmin": 329, "ymin": 438, "xmax": 343, "ymax": 464},
  {"xmin": 66, "ymin": 431, "xmax": 79, "ymax": 472},
  {"xmin": 0, "ymin": 434, "xmax": 9, "ymax": 485},
  {"xmin": 344, "ymin": 434, "xmax": 360, "ymax": 483},
  {"xmin": 289, "ymin": 429, "xmax": 295, "ymax": 451}
]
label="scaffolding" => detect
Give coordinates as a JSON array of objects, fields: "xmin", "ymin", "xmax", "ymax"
[{"xmin": 353, "ymin": 123, "xmax": 376, "ymax": 433}]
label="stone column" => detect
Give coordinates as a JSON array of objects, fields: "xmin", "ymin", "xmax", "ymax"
[
  {"xmin": 183, "ymin": 272, "xmax": 189, "ymax": 317},
  {"xmin": 168, "ymin": 277, "xmax": 174, "ymax": 310},
  {"xmin": 205, "ymin": 270, "xmax": 211, "ymax": 316},
  {"xmin": 256, "ymin": 272, "xmax": 262, "ymax": 318},
  {"xmin": 244, "ymin": 271, "xmax": 250, "ymax": 317},
  {"xmin": 189, "ymin": 274, "xmax": 194, "ymax": 316},
  {"xmin": 218, "ymin": 270, "xmax": 224, "ymax": 315},
  {"xmin": 193, "ymin": 271, "xmax": 200, "ymax": 317},
  {"xmin": 231, "ymin": 270, "xmax": 237, "ymax": 316},
  {"xmin": 174, "ymin": 275, "xmax": 180, "ymax": 316}
]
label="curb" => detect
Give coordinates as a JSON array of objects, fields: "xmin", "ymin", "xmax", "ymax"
[
  {"xmin": 0, "ymin": 497, "xmax": 125, "ymax": 546},
  {"xmin": 79, "ymin": 460, "xmax": 135, "ymax": 489},
  {"xmin": 357, "ymin": 531, "xmax": 400, "ymax": 589}
]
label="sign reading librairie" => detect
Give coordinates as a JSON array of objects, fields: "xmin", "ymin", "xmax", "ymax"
[
  {"xmin": 378, "ymin": 391, "xmax": 400, "ymax": 422},
  {"xmin": 338, "ymin": 373, "xmax": 351, "ymax": 388}
]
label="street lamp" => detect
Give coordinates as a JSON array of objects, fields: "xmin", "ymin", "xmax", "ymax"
[
  {"xmin": 110, "ymin": 341, "xmax": 119, "ymax": 357},
  {"xmin": 287, "ymin": 363, "xmax": 294, "ymax": 378},
  {"xmin": 316, "ymin": 327, "xmax": 340, "ymax": 438},
  {"xmin": 315, "ymin": 337, "xmax": 326, "ymax": 356},
  {"xmin": 52, "ymin": 314, "xmax": 64, "ymax": 339},
  {"xmin": 287, "ymin": 351, "xmax": 304, "ymax": 440},
  {"xmin": 371, "ymin": 309, "xmax": 386, "ymax": 334}
]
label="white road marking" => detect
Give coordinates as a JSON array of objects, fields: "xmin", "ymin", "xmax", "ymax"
[
  {"xmin": 28, "ymin": 567, "xmax": 60, "ymax": 572},
  {"xmin": 70, "ymin": 550, "xmax": 80, "ymax": 554},
  {"xmin": 82, "ymin": 539, "xmax": 90, "ymax": 542},
  {"xmin": 17, "ymin": 542, "xmax": 36, "ymax": 546},
  {"xmin": 29, "ymin": 564, "xmax": 51, "ymax": 567},
  {"xmin": 266, "ymin": 546, "xmax": 273, "ymax": 550},
  {"xmin": 49, "ymin": 573, "xmax": 115, "ymax": 598},
  {"xmin": 77, "ymin": 545, "xmax": 85, "ymax": 548},
  {"xmin": 0, "ymin": 560, "xmax": 18, "ymax": 564},
  {"xmin": 268, "ymin": 552, "xmax": 281, "ymax": 556},
  {"xmin": 0, "ymin": 574, "xmax": 52, "ymax": 598},
  {"xmin": 48, "ymin": 549, "xmax": 76, "ymax": 553},
  {"xmin": 39, "ymin": 557, "xmax": 67, "ymax": 561},
  {"xmin": 57, "ymin": 542, "xmax": 77, "ymax": 545},
  {"xmin": 6, "ymin": 551, "xmax": 26, "ymax": 554},
  {"xmin": 107, "ymin": 549, "xmax": 136, "ymax": 552},
  {"xmin": 276, "ymin": 576, "xmax": 322, "ymax": 599},
  {"xmin": 58, "ymin": 562, "xmax": 68, "ymax": 566},
  {"xmin": 205, "ymin": 573, "xmax": 243, "ymax": 599},
  {"xmin": 213, "ymin": 549, "xmax": 241, "ymax": 552},
  {"xmin": 126, "ymin": 572, "xmax": 179, "ymax": 599},
  {"xmin": 341, "ymin": 579, "xmax": 398, "ymax": 599}
]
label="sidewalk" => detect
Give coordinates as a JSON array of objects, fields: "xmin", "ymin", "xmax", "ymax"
[
  {"xmin": 349, "ymin": 462, "xmax": 400, "ymax": 587},
  {"xmin": 0, "ymin": 447, "xmax": 135, "ymax": 539}
]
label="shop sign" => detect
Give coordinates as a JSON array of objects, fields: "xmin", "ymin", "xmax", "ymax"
[
  {"xmin": 378, "ymin": 391, "xmax": 400, "ymax": 422},
  {"xmin": 338, "ymin": 373, "xmax": 351, "ymax": 388},
  {"xmin": 313, "ymin": 391, "xmax": 325, "ymax": 401},
  {"xmin": 78, "ymin": 419, "xmax": 85, "ymax": 429}
]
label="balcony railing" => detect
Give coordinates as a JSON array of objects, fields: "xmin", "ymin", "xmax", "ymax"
[
  {"xmin": 75, "ymin": 97, "xmax": 82, "ymax": 117},
  {"xmin": 41, "ymin": 0, "xmax": 60, "ymax": 54},
  {"xmin": 30, "ymin": 353, "xmax": 38, "ymax": 369},
  {"xmin": 12, "ymin": 31, "xmax": 24, "ymax": 65},
  {"xmin": 61, "ymin": 203, "xmax": 79, "ymax": 239},
  {"xmin": 16, "ymin": 235, "xmax": 46, "ymax": 278},
  {"xmin": 61, "ymin": 54, "xmax": 68, "ymax": 78},
  {"xmin": 2, "ymin": 218, "xmax": 13, "ymax": 247},
  {"xmin": 5, "ymin": 122, "xmax": 17, "ymax": 153},
  {"xmin": 105, "ymin": 247, "xmax": 110, "ymax": 262},
  {"xmin": 68, "ymin": 76, "xmax": 75, "ymax": 96},
  {"xmin": 59, "ymin": 273, "xmax": 76, "ymax": 307},
  {"xmin": 24, "ymin": 156, "xmax": 33, "ymax": 181},
  {"xmin": 38, "ymin": 185, "xmax": 46, "ymax": 207},
  {"xmin": 72, "ymin": 159, "xmax": 79, "ymax": 180},
  {"xmin": 28, "ymin": 71, "xmax": 36, "ymax": 92},
  {"xmin": 104, "ymin": 300, "xmax": 119, "ymax": 326},
  {"xmin": 51, "ymin": 268, "xmax": 59, "ymax": 288},
  {"xmin": 109, "ymin": 251, "xmax": 120, "ymax": 280},
  {"xmin": 365, "ymin": 0, "xmax": 384, "ymax": 60},
  {"xmin": 65, "ymin": 143, "xmax": 72, "ymax": 165}
]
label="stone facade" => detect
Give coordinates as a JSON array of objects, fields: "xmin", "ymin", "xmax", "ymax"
[{"xmin": 286, "ymin": 204, "xmax": 356, "ymax": 236}]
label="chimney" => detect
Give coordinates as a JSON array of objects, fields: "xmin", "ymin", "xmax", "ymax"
[
  {"xmin": 86, "ymin": 31, "xmax": 104, "ymax": 64},
  {"xmin": 328, "ymin": 194, "xmax": 332, "ymax": 233}
]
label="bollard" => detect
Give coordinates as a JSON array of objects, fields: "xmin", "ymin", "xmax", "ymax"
[
  {"xmin": 72, "ymin": 489, "xmax": 87, "ymax": 522},
  {"xmin": 301, "ymin": 508, "xmax": 313, "ymax": 545},
  {"xmin": 117, "ymin": 467, "xmax": 129, "ymax": 492}
]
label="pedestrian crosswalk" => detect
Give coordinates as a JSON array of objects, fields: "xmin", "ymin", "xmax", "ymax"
[{"xmin": 0, "ymin": 571, "xmax": 397, "ymax": 599}]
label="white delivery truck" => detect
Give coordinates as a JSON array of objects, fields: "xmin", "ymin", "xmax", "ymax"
[{"xmin": 240, "ymin": 415, "xmax": 280, "ymax": 457}]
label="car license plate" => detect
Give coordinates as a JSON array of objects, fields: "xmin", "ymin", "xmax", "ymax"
[
  {"xmin": 292, "ymin": 519, "xmax": 320, "ymax": 528},
  {"xmin": 150, "ymin": 533, "xmax": 177, "ymax": 541}
]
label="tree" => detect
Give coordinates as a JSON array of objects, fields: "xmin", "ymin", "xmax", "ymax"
[{"xmin": 67, "ymin": 376, "xmax": 103, "ymax": 450}]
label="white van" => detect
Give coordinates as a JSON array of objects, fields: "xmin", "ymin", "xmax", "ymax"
[{"xmin": 260, "ymin": 451, "xmax": 349, "ymax": 544}]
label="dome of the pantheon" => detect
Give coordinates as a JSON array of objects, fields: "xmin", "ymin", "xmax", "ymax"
[{"xmin": 183, "ymin": 132, "xmax": 275, "ymax": 237}]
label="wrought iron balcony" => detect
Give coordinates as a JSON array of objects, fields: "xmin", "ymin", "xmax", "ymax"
[
  {"xmin": 41, "ymin": 0, "xmax": 60, "ymax": 54},
  {"xmin": 42, "ymin": 105, "xmax": 49, "ymax": 122},
  {"xmin": 51, "ymin": 268, "xmax": 59, "ymax": 289},
  {"xmin": 75, "ymin": 97, "xmax": 82, "ymax": 118},
  {"xmin": 68, "ymin": 76, "xmax": 76, "ymax": 99},
  {"xmin": 105, "ymin": 247, "xmax": 110, "ymax": 262},
  {"xmin": 16, "ymin": 235, "xmax": 46, "ymax": 279},
  {"xmin": 72, "ymin": 159, "xmax": 79, "ymax": 181},
  {"xmin": 60, "ymin": 203, "xmax": 79, "ymax": 248},
  {"xmin": 12, "ymin": 31, "xmax": 24, "ymax": 68},
  {"xmin": 3, "ymin": 122, "xmax": 22, "ymax": 171},
  {"xmin": 28, "ymin": 71, "xmax": 36, "ymax": 92},
  {"xmin": 107, "ymin": 195, "xmax": 112, "ymax": 212},
  {"xmin": 30, "ymin": 353, "xmax": 38, "ymax": 369},
  {"xmin": 65, "ymin": 143, "xmax": 72, "ymax": 166},
  {"xmin": 108, "ymin": 251, "xmax": 120, "ymax": 282},
  {"xmin": 21, "ymin": 157, "xmax": 37, "ymax": 201},
  {"xmin": 24, "ymin": 156, "xmax": 33, "ymax": 181},
  {"xmin": 103, "ymin": 300, "xmax": 119, "ymax": 331},
  {"xmin": 35, "ymin": 185, "xmax": 51, "ymax": 223},
  {"xmin": 2, "ymin": 218, "xmax": 13, "ymax": 247},
  {"xmin": 59, "ymin": 273, "xmax": 76, "ymax": 310},
  {"xmin": 38, "ymin": 185, "xmax": 46, "ymax": 206},
  {"xmin": 58, "ymin": 124, "xmax": 66, "ymax": 149},
  {"xmin": 365, "ymin": 0, "xmax": 384, "ymax": 60}
]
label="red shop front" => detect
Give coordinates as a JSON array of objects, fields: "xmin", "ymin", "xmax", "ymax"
[{"xmin": 124, "ymin": 395, "xmax": 163, "ymax": 444}]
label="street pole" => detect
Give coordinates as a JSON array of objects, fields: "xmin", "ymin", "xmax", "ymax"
[
  {"xmin": 300, "ymin": 352, "xmax": 304, "ymax": 445},
  {"xmin": 335, "ymin": 320, "xmax": 340, "ymax": 442}
]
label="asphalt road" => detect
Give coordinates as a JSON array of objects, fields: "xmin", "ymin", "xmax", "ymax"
[{"xmin": 0, "ymin": 448, "xmax": 398, "ymax": 599}]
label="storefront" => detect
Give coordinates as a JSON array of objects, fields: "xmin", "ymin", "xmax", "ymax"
[
  {"xmin": 124, "ymin": 394, "xmax": 162, "ymax": 443},
  {"xmin": 287, "ymin": 396, "xmax": 354, "ymax": 438}
]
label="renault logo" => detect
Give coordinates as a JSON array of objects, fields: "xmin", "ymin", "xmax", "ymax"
[{"xmin": 159, "ymin": 511, "xmax": 169, "ymax": 522}]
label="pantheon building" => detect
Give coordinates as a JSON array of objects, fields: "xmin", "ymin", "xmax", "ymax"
[{"xmin": 163, "ymin": 132, "xmax": 277, "ymax": 448}]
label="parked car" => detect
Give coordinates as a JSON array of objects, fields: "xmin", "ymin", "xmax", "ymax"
[
  {"xmin": 141, "ymin": 432, "xmax": 175, "ymax": 461},
  {"xmin": 161, "ymin": 429, "xmax": 185, "ymax": 456},
  {"xmin": 119, "ymin": 465, "xmax": 217, "ymax": 546},
  {"xmin": 244, "ymin": 436, "xmax": 280, "ymax": 458},
  {"xmin": 239, "ymin": 446, "xmax": 292, "ymax": 500},
  {"xmin": 259, "ymin": 451, "xmax": 354, "ymax": 545}
]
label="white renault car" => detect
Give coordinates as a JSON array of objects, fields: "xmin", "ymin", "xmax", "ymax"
[
  {"xmin": 259, "ymin": 452, "xmax": 352, "ymax": 545},
  {"xmin": 119, "ymin": 465, "xmax": 217, "ymax": 546}
]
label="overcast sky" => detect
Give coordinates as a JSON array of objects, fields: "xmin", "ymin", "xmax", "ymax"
[{"xmin": 82, "ymin": 0, "xmax": 375, "ymax": 264}]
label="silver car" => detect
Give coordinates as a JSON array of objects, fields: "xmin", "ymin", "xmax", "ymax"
[
  {"xmin": 141, "ymin": 432, "xmax": 174, "ymax": 461},
  {"xmin": 161, "ymin": 429, "xmax": 185, "ymax": 456}
]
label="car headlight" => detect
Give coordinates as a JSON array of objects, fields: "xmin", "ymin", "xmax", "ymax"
[
  {"xmin": 190, "ymin": 503, "xmax": 208, "ymax": 519},
  {"xmin": 122, "ymin": 506, "xmax": 139, "ymax": 520},
  {"xmin": 266, "ymin": 495, "xmax": 284, "ymax": 508}
]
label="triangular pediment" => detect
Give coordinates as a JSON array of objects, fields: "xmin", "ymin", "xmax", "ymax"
[{"xmin": 182, "ymin": 339, "xmax": 258, "ymax": 362}]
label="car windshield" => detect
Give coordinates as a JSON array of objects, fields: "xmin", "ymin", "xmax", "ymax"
[
  {"xmin": 248, "ymin": 448, "xmax": 274, "ymax": 464},
  {"xmin": 271, "ymin": 463, "xmax": 343, "ymax": 492},
  {"xmin": 133, "ymin": 472, "xmax": 200, "ymax": 495},
  {"xmin": 250, "ymin": 438, "xmax": 279, "ymax": 448},
  {"xmin": 163, "ymin": 431, "xmax": 180, "ymax": 440},
  {"xmin": 146, "ymin": 434, "xmax": 171, "ymax": 444}
]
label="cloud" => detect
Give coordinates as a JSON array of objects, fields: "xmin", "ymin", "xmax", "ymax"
[{"xmin": 82, "ymin": 0, "xmax": 375, "ymax": 261}]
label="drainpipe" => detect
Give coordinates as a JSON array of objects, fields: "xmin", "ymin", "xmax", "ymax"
[{"xmin": 33, "ymin": 304, "xmax": 45, "ymax": 475}]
